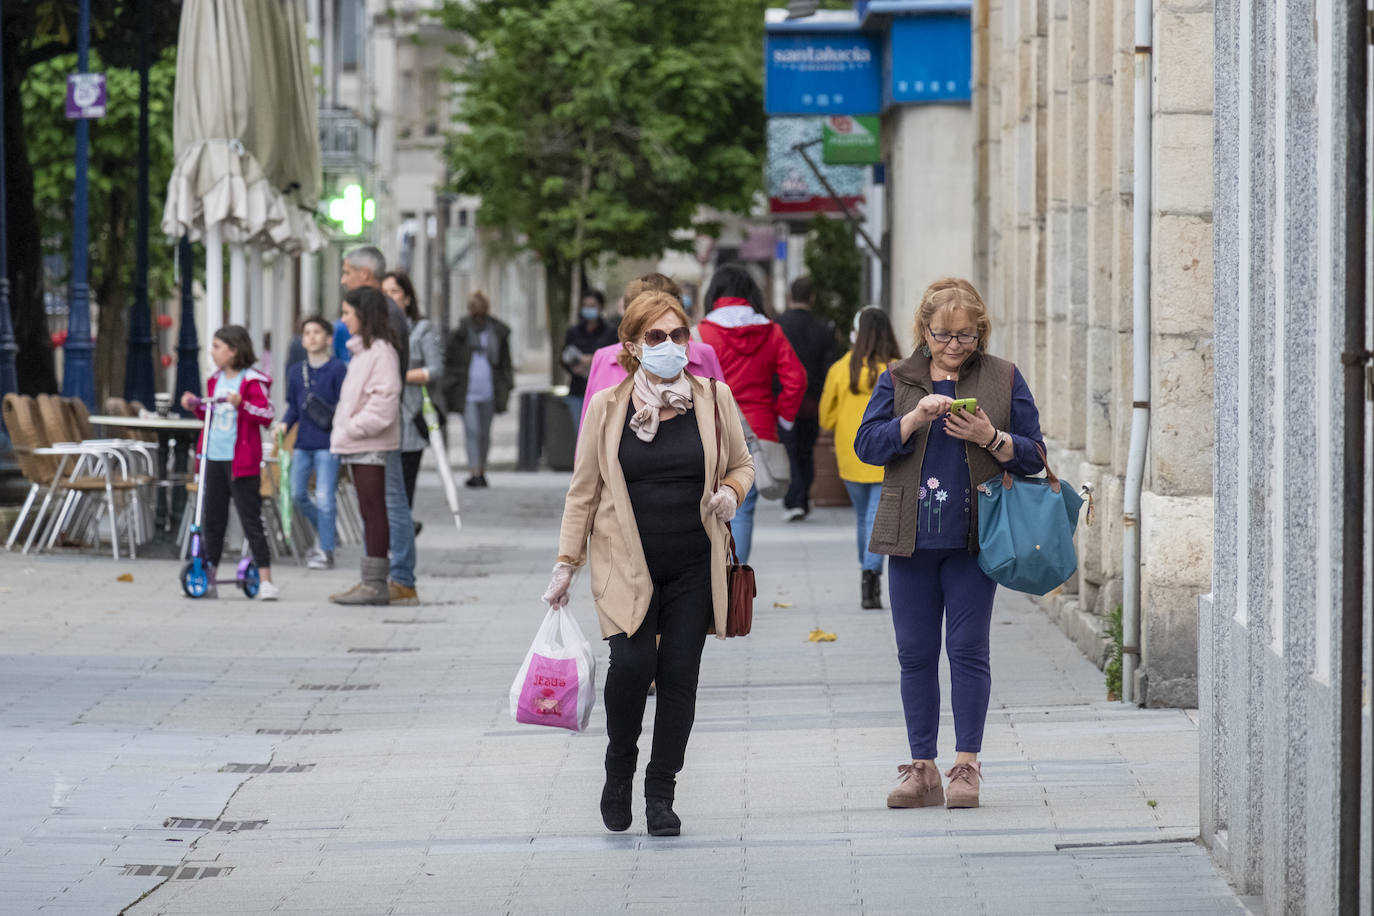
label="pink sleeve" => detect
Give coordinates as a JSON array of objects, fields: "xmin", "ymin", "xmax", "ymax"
[
  {"xmin": 581, "ymin": 345, "xmax": 626, "ymax": 425},
  {"xmin": 689, "ymin": 341, "xmax": 725, "ymax": 381}
]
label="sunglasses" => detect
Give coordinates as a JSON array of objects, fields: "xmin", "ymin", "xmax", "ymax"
[{"xmin": 643, "ymin": 327, "xmax": 691, "ymax": 347}]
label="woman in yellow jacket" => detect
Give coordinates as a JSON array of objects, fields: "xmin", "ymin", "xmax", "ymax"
[{"xmin": 819, "ymin": 307, "xmax": 904, "ymax": 609}]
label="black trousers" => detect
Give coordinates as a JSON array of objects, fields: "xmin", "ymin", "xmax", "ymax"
[
  {"xmin": 779, "ymin": 413, "xmax": 820, "ymax": 512},
  {"xmin": 400, "ymin": 449, "xmax": 424, "ymax": 506},
  {"xmin": 201, "ymin": 460, "xmax": 271, "ymax": 569},
  {"xmin": 603, "ymin": 528, "xmax": 712, "ymax": 800}
]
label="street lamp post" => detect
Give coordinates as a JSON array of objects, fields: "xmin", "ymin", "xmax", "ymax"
[
  {"xmin": 61, "ymin": 0, "xmax": 96, "ymax": 408},
  {"xmin": 124, "ymin": 0, "xmax": 155, "ymax": 406},
  {"xmin": 0, "ymin": 5, "xmax": 19, "ymax": 433}
]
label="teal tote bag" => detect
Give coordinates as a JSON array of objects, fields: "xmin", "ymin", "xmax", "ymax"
[{"xmin": 975, "ymin": 446, "xmax": 1085, "ymax": 596}]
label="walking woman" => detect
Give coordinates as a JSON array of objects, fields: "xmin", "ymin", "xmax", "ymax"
[
  {"xmin": 329, "ymin": 287, "xmax": 404, "ymax": 606},
  {"xmin": 442, "ymin": 291, "xmax": 514, "ymax": 488},
  {"xmin": 696, "ymin": 263, "xmax": 806, "ymax": 563},
  {"xmin": 854, "ymin": 278, "xmax": 1046, "ymax": 810},
  {"xmin": 818, "ymin": 306, "xmax": 903, "ymax": 610},
  {"xmin": 382, "ymin": 269, "xmax": 445, "ymax": 518},
  {"xmin": 542, "ymin": 291, "xmax": 754, "ymax": 837}
]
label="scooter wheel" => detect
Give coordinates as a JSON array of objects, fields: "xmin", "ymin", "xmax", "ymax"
[
  {"xmin": 239, "ymin": 562, "xmax": 260, "ymax": 598},
  {"xmin": 181, "ymin": 561, "xmax": 210, "ymax": 598}
]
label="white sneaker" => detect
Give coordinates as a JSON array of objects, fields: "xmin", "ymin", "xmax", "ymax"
[
  {"xmin": 306, "ymin": 548, "xmax": 334, "ymax": 570},
  {"xmin": 782, "ymin": 507, "xmax": 806, "ymax": 522},
  {"xmin": 257, "ymin": 580, "xmax": 280, "ymax": 601}
]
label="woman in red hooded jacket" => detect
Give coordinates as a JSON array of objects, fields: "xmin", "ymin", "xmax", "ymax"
[{"xmin": 696, "ymin": 263, "xmax": 807, "ymax": 563}]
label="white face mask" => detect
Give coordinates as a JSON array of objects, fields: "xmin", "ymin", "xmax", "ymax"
[
  {"xmin": 849, "ymin": 330, "xmax": 858, "ymax": 345},
  {"xmin": 639, "ymin": 340, "xmax": 688, "ymax": 379}
]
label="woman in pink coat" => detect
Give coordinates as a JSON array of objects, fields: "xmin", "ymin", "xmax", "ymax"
[{"xmin": 329, "ymin": 286, "xmax": 403, "ymax": 606}]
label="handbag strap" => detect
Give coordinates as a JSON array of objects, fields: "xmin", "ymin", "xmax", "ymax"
[
  {"xmin": 710, "ymin": 378, "xmax": 742, "ymax": 567},
  {"xmin": 1001, "ymin": 441, "xmax": 1061, "ymax": 493}
]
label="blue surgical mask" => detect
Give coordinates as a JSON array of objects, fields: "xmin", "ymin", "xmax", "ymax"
[
  {"xmin": 639, "ymin": 340, "xmax": 688, "ymax": 379},
  {"xmin": 581, "ymin": 307, "xmax": 600, "ymax": 322}
]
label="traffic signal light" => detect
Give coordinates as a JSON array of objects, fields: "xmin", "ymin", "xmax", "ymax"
[{"xmin": 327, "ymin": 184, "xmax": 376, "ymax": 236}]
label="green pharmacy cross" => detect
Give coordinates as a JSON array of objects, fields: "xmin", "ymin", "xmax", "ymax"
[{"xmin": 328, "ymin": 184, "xmax": 376, "ymax": 236}]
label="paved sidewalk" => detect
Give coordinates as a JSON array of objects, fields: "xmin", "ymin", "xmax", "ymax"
[{"xmin": 0, "ymin": 471, "xmax": 1243, "ymax": 914}]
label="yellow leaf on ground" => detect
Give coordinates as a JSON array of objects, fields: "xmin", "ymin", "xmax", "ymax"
[
  {"xmin": 772, "ymin": 600, "xmax": 793, "ymax": 608},
  {"xmin": 807, "ymin": 628, "xmax": 837, "ymax": 642},
  {"xmin": 116, "ymin": 573, "xmax": 134, "ymax": 583}
]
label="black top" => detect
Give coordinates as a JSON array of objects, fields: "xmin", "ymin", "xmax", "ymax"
[
  {"xmin": 563, "ymin": 320, "xmax": 619, "ymax": 396},
  {"xmin": 776, "ymin": 307, "xmax": 836, "ymax": 411},
  {"xmin": 618, "ymin": 407, "xmax": 706, "ymax": 536}
]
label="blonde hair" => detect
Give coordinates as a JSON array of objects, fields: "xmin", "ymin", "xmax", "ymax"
[
  {"xmin": 623, "ymin": 272, "xmax": 682, "ymax": 307},
  {"xmin": 468, "ymin": 290, "xmax": 491, "ymax": 316},
  {"xmin": 913, "ymin": 277, "xmax": 992, "ymax": 353},
  {"xmin": 617, "ymin": 292, "xmax": 691, "ymax": 374}
]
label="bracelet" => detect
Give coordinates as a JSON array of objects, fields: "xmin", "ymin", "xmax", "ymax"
[{"xmin": 983, "ymin": 428, "xmax": 1000, "ymax": 449}]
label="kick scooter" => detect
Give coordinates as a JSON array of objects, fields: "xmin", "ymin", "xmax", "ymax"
[{"xmin": 180, "ymin": 395, "xmax": 260, "ymax": 599}]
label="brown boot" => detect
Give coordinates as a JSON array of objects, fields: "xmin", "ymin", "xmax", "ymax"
[
  {"xmin": 945, "ymin": 761, "xmax": 982, "ymax": 808},
  {"xmin": 885, "ymin": 761, "xmax": 944, "ymax": 808}
]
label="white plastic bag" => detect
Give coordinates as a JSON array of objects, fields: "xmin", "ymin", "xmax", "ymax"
[{"xmin": 510, "ymin": 605, "xmax": 596, "ymax": 732}]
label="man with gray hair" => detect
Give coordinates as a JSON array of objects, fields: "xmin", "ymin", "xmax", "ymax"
[{"xmin": 330, "ymin": 245, "xmax": 421, "ymax": 606}]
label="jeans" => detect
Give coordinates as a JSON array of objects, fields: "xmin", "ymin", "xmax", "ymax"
[
  {"xmin": 779, "ymin": 414, "xmax": 819, "ymax": 512},
  {"xmin": 732, "ymin": 485, "xmax": 759, "ymax": 564},
  {"xmin": 842, "ymin": 480, "xmax": 885, "ymax": 572},
  {"xmin": 384, "ymin": 450, "xmax": 416, "ymax": 587},
  {"xmin": 463, "ymin": 398, "xmax": 495, "ymax": 472},
  {"xmin": 603, "ymin": 529, "xmax": 712, "ymax": 800},
  {"xmin": 888, "ymin": 548, "xmax": 998, "ymax": 759},
  {"xmin": 290, "ymin": 449, "xmax": 340, "ymax": 552}
]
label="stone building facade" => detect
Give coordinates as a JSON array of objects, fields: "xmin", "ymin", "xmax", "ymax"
[
  {"xmin": 1202, "ymin": 0, "xmax": 1372, "ymax": 911},
  {"xmin": 970, "ymin": 0, "xmax": 1214, "ymax": 706}
]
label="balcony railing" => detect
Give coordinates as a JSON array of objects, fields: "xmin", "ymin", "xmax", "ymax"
[{"xmin": 319, "ymin": 108, "xmax": 373, "ymax": 174}]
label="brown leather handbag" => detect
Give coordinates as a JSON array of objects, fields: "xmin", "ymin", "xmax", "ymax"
[{"xmin": 711, "ymin": 380, "xmax": 755, "ymax": 637}]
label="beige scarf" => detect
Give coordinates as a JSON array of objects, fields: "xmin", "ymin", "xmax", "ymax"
[{"xmin": 628, "ymin": 368, "xmax": 693, "ymax": 442}]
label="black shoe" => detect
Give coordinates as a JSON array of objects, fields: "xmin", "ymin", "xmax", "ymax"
[
  {"xmin": 464, "ymin": 475, "xmax": 481, "ymax": 488},
  {"xmin": 645, "ymin": 797, "xmax": 680, "ymax": 837},
  {"xmin": 861, "ymin": 570, "xmax": 883, "ymax": 610},
  {"xmin": 476, "ymin": 474, "xmax": 489, "ymax": 488},
  {"xmin": 412, "ymin": 520, "xmax": 423, "ymax": 538},
  {"xmin": 600, "ymin": 775, "xmax": 633, "ymax": 832}
]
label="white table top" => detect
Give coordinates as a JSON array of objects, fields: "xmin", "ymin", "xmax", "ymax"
[{"xmin": 87, "ymin": 414, "xmax": 204, "ymax": 431}]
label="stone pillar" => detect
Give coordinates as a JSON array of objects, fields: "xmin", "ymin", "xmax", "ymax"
[{"xmin": 1042, "ymin": 0, "xmax": 1070, "ymax": 443}]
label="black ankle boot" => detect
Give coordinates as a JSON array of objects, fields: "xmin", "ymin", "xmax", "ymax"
[
  {"xmin": 600, "ymin": 775, "xmax": 633, "ymax": 832},
  {"xmin": 861, "ymin": 570, "xmax": 881, "ymax": 609},
  {"xmin": 645, "ymin": 797, "xmax": 681, "ymax": 837}
]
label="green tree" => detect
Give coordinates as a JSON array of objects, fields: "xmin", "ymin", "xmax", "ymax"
[
  {"xmin": 24, "ymin": 49, "xmax": 177, "ymax": 403},
  {"xmin": 804, "ymin": 213, "xmax": 863, "ymax": 343},
  {"xmin": 435, "ymin": 0, "xmax": 767, "ymax": 379},
  {"xmin": 2, "ymin": 0, "xmax": 181, "ymax": 395}
]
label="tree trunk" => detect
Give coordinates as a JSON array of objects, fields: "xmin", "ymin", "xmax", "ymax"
[
  {"xmin": 94, "ymin": 193, "xmax": 130, "ymax": 405},
  {"xmin": 544, "ymin": 256, "xmax": 571, "ymax": 385},
  {"xmin": 4, "ymin": 56, "xmax": 57, "ymax": 394}
]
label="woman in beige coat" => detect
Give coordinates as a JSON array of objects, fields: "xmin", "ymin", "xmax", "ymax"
[{"xmin": 543, "ymin": 291, "xmax": 754, "ymax": 838}]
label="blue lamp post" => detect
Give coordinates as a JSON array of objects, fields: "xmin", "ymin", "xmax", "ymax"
[
  {"xmin": 0, "ymin": 5, "xmax": 19, "ymax": 438},
  {"xmin": 123, "ymin": 0, "xmax": 155, "ymax": 406},
  {"xmin": 61, "ymin": 0, "xmax": 96, "ymax": 408}
]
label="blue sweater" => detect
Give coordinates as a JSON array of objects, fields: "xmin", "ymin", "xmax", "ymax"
[
  {"xmin": 283, "ymin": 357, "xmax": 348, "ymax": 451},
  {"xmin": 855, "ymin": 369, "xmax": 1045, "ymax": 549}
]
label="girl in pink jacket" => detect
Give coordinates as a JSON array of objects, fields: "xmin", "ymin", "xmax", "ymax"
[
  {"xmin": 329, "ymin": 286, "xmax": 403, "ymax": 605},
  {"xmin": 179, "ymin": 325, "xmax": 278, "ymax": 599}
]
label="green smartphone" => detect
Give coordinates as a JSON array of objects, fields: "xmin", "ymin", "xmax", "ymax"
[{"xmin": 949, "ymin": 397, "xmax": 978, "ymax": 415}]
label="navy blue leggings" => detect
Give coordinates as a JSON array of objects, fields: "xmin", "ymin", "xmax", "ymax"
[{"xmin": 888, "ymin": 548, "xmax": 998, "ymax": 760}]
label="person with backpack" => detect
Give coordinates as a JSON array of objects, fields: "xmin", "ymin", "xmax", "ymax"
[{"xmin": 274, "ymin": 316, "xmax": 347, "ymax": 569}]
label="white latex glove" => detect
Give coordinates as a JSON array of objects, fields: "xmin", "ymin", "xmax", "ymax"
[
  {"xmin": 542, "ymin": 562, "xmax": 576, "ymax": 609},
  {"xmin": 707, "ymin": 487, "xmax": 738, "ymax": 523}
]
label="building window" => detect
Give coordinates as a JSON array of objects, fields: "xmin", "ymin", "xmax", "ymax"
[{"xmin": 337, "ymin": 0, "xmax": 359, "ymax": 72}]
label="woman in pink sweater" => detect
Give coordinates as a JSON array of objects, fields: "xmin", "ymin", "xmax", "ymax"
[{"xmin": 329, "ymin": 286, "xmax": 403, "ymax": 606}]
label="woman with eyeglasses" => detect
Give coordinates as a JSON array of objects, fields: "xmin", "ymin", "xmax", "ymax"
[
  {"xmin": 543, "ymin": 291, "xmax": 754, "ymax": 838},
  {"xmin": 854, "ymin": 278, "xmax": 1046, "ymax": 811}
]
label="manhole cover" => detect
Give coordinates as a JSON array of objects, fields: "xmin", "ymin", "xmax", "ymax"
[
  {"xmin": 255, "ymin": 728, "xmax": 341, "ymax": 735},
  {"xmin": 123, "ymin": 865, "xmax": 231, "ymax": 879},
  {"xmin": 164, "ymin": 818, "xmax": 266, "ymax": 832},
  {"xmin": 382, "ymin": 618, "xmax": 448, "ymax": 624},
  {"xmin": 347, "ymin": 647, "xmax": 419, "ymax": 654},
  {"xmin": 218, "ymin": 763, "xmax": 315, "ymax": 774},
  {"xmin": 297, "ymin": 684, "xmax": 378, "ymax": 691}
]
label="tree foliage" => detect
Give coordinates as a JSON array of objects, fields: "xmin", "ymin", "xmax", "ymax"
[
  {"xmin": 435, "ymin": 0, "xmax": 768, "ymax": 377},
  {"xmin": 2, "ymin": 0, "xmax": 182, "ymax": 395},
  {"xmin": 804, "ymin": 213, "xmax": 863, "ymax": 343}
]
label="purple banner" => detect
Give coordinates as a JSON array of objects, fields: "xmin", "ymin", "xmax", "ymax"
[{"xmin": 65, "ymin": 73, "xmax": 107, "ymax": 119}]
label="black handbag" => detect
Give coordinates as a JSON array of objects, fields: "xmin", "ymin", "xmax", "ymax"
[{"xmin": 301, "ymin": 362, "xmax": 335, "ymax": 431}]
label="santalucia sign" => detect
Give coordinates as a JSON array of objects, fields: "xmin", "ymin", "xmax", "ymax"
[
  {"xmin": 764, "ymin": 30, "xmax": 882, "ymax": 116},
  {"xmin": 771, "ymin": 45, "xmax": 874, "ymax": 68}
]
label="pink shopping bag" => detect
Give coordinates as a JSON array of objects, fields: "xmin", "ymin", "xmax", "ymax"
[{"xmin": 510, "ymin": 605, "xmax": 596, "ymax": 732}]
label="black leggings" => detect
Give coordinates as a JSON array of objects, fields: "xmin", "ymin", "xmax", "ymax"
[
  {"xmin": 201, "ymin": 460, "xmax": 270, "ymax": 570},
  {"xmin": 401, "ymin": 449, "xmax": 424, "ymax": 506},
  {"xmin": 603, "ymin": 528, "xmax": 712, "ymax": 800},
  {"xmin": 350, "ymin": 463, "xmax": 389, "ymax": 558}
]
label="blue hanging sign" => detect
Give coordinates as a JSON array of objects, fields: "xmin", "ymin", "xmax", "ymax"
[
  {"xmin": 765, "ymin": 31, "xmax": 883, "ymax": 116},
  {"xmin": 885, "ymin": 14, "xmax": 972, "ymax": 105}
]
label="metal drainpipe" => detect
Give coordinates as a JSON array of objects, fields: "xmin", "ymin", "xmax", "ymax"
[
  {"xmin": 1336, "ymin": 2, "xmax": 1367, "ymax": 910},
  {"xmin": 1121, "ymin": 3, "xmax": 1153, "ymax": 706}
]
